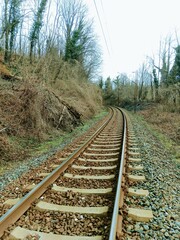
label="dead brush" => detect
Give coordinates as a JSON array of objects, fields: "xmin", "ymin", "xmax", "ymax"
[
  {"xmin": 18, "ymin": 81, "xmax": 45, "ymax": 139},
  {"xmin": 0, "ymin": 135, "xmax": 25, "ymax": 161},
  {"xmin": 0, "ymin": 61, "xmax": 13, "ymax": 79},
  {"xmin": 0, "ymin": 135, "xmax": 12, "ymax": 160},
  {"xmin": 0, "ymin": 52, "xmax": 103, "ymax": 164},
  {"xmin": 55, "ymin": 79, "xmax": 102, "ymax": 120},
  {"xmin": 12, "ymin": 78, "xmax": 82, "ymax": 137},
  {"xmin": 50, "ymin": 62, "xmax": 103, "ymax": 119}
]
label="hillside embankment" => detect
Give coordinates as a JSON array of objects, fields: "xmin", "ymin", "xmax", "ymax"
[{"xmin": 0, "ymin": 60, "xmax": 103, "ymax": 166}]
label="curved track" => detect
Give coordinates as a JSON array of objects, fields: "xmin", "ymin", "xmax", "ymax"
[{"xmin": 0, "ymin": 108, "xmax": 131, "ymax": 240}]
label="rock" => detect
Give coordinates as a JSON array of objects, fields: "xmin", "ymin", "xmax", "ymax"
[
  {"xmin": 145, "ymin": 200, "xmax": 150, "ymax": 206},
  {"xmin": 175, "ymin": 221, "xmax": 180, "ymax": 227},
  {"xmin": 143, "ymin": 225, "xmax": 149, "ymax": 231},
  {"xmin": 135, "ymin": 223, "xmax": 143, "ymax": 231},
  {"xmin": 127, "ymin": 225, "xmax": 133, "ymax": 232}
]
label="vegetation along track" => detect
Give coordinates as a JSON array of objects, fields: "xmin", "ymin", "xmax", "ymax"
[{"xmin": 0, "ymin": 108, "xmax": 153, "ymax": 239}]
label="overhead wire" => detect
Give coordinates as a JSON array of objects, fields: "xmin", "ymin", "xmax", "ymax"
[
  {"xmin": 100, "ymin": 0, "xmax": 113, "ymax": 54},
  {"xmin": 93, "ymin": 0, "xmax": 111, "ymax": 56}
]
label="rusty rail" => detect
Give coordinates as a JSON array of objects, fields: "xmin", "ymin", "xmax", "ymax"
[
  {"xmin": 0, "ymin": 108, "xmax": 115, "ymax": 237},
  {"xmin": 108, "ymin": 108, "xmax": 127, "ymax": 240}
]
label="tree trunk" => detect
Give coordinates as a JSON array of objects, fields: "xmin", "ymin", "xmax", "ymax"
[
  {"xmin": 4, "ymin": 0, "xmax": 9, "ymax": 62},
  {"xmin": 150, "ymin": 80, "xmax": 154, "ymax": 101}
]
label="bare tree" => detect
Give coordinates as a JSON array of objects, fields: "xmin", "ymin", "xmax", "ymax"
[
  {"xmin": 154, "ymin": 35, "xmax": 175, "ymax": 86},
  {"xmin": 29, "ymin": 0, "xmax": 48, "ymax": 63},
  {"xmin": 60, "ymin": 0, "xmax": 101, "ymax": 79},
  {"xmin": 135, "ymin": 63, "xmax": 151, "ymax": 101},
  {"xmin": 1, "ymin": 0, "xmax": 23, "ymax": 62}
]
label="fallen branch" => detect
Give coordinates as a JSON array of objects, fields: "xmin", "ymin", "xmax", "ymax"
[
  {"xmin": 57, "ymin": 106, "xmax": 66, "ymax": 128},
  {"xmin": 0, "ymin": 127, "xmax": 7, "ymax": 133}
]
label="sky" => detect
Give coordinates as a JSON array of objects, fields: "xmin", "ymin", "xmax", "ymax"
[{"xmin": 84, "ymin": 0, "xmax": 180, "ymax": 79}]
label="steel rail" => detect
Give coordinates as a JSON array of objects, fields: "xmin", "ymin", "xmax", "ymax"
[
  {"xmin": 108, "ymin": 108, "xmax": 127, "ymax": 240},
  {"xmin": 0, "ymin": 108, "xmax": 115, "ymax": 237}
]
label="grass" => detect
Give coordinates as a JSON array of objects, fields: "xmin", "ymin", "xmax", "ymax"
[
  {"xmin": 32, "ymin": 109, "xmax": 108, "ymax": 156},
  {"xmin": 0, "ymin": 109, "xmax": 108, "ymax": 175},
  {"xmin": 134, "ymin": 113, "xmax": 180, "ymax": 163}
]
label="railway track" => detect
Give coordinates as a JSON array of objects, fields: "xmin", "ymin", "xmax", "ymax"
[{"xmin": 0, "ymin": 107, "xmax": 153, "ymax": 239}]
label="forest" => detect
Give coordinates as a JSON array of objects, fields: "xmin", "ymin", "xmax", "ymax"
[
  {"xmin": 101, "ymin": 35, "xmax": 180, "ymax": 112},
  {"xmin": 0, "ymin": 0, "xmax": 179, "ymax": 110},
  {"xmin": 0, "ymin": 1, "xmax": 179, "ymax": 239},
  {"xmin": 0, "ymin": 0, "xmax": 104, "ymax": 162},
  {"xmin": 0, "ymin": 0, "xmax": 179, "ymax": 164}
]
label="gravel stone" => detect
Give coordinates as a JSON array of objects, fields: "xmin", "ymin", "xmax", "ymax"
[
  {"xmin": 124, "ymin": 112, "xmax": 180, "ymax": 239},
  {"xmin": 0, "ymin": 146, "xmax": 65, "ymax": 191},
  {"xmin": 0, "ymin": 114, "xmax": 108, "ymax": 192}
]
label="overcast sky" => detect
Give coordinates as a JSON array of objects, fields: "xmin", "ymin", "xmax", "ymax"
[{"xmin": 84, "ymin": 0, "xmax": 180, "ymax": 79}]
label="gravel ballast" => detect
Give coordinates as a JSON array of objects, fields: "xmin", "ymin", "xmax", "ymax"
[
  {"xmin": 0, "ymin": 112, "xmax": 108, "ymax": 192},
  {"xmin": 0, "ymin": 110, "xmax": 179, "ymax": 239},
  {"xmin": 0, "ymin": 150, "xmax": 58, "ymax": 191},
  {"xmin": 124, "ymin": 113, "xmax": 180, "ymax": 240}
]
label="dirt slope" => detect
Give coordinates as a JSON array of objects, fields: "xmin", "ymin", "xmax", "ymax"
[{"xmin": 0, "ymin": 62, "xmax": 103, "ymax": 162}]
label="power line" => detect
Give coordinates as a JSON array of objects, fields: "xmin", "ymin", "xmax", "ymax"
[
  {"xmin": 100, "ymin": 0, "xmax": 113, "ymax": 54},
  {"xmin": 100, "ymin": 0, "xmax": 105, "ymax": 15},
  {"xmin": 93, "ymin": 0, "xmax": 110, "ymax": 56}
]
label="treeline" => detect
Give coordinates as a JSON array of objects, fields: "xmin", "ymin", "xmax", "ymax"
[
  {"xmin": 0, "ymin": 0, "xmax": 101, "ymax": 80},
  {"xmin": 100, "ymin": 35, "xmax": 180, "ymax": 112}
]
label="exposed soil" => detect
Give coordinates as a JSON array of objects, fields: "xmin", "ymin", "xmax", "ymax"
[{"xmin": 0, "ymin": 74, "xmax": 103, "ymax": 166}]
